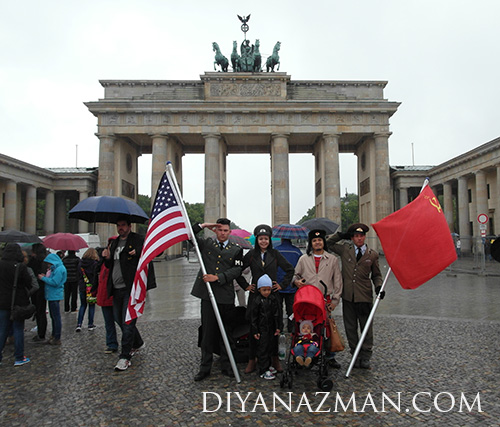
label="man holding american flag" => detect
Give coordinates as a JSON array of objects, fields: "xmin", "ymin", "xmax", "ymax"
[{"xmin": 102, "ymin": 217, "xmax": 156, "ymax": 371}]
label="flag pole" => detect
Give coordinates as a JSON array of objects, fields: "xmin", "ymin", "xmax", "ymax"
[
  {"xmin": 345, "ymin": 267, "xmax": 391, "ymax": 378},
  {"xmin": 166, "ymin": 162, "xmax": 241, "ymax": 383},
  {"xmin": 345, "ymin": 178, "xmax": 430, "ymax": 378}
]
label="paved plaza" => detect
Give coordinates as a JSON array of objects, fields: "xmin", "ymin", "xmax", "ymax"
[{"xmin": 1, "ymin": 256, "xmax": 500, "ymax": 426}]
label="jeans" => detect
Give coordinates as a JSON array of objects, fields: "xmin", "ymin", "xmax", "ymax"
[
  {"xmin": 113, "ymin": 288, "xmax": 143, "ymax": 360},
  {"xmin": 48, "ymin": 300, "xmax": 62, "ymax": 340},
  {"xmin": 101, "ymin": 305, "xmax": 118, "ymax": 350},
  {"xmin": 293, "ymin": 343, "xmax": 319, "ymax": 358},
  {"xmin": 77, "ymin": 290, "xmax": 95, "ymax": 327},
  {"xmin": 0, "ymin": 309, "xmax": 25, "ymax": 362}
]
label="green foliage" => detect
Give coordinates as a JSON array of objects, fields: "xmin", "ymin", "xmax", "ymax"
[
  {"xmin": 341, "ymin": 193, "xmax": 359, "ymax": 231},
  {"xmin": 297, "ymin": 193, "xmax": 359, "ymax": 231},
  {"xmin": 37, "ymin": 199, "xmax": 46, "ymax": 234},
  {"xmin": 185, "ymin": 202, "xmax": 204, "ymax": 225},
  {"xmin": 137, "ymin": 194, "xmax": 151, "ymax": 236},
  {"xmin": 297, "ymin": 207, "xmax": 316, "ymax": 225}
]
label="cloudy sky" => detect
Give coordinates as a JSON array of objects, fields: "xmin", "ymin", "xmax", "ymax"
[{"xmin": 1, "ymin": 0, "xmax": 499, "ymax": 232}]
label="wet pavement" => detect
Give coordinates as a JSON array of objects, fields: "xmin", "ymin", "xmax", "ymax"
[{"xmin": 1, "ymin": 255, "xmax": 499, "ymax": 426}]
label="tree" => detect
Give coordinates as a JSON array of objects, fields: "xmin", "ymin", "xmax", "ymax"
[
  {"xmin": 185, "ymin": 202, "xmax": 204, "ymax": 225},
  {"xmin": 137, "ymin": 194, "xmax": 151, "ymax": 236},
  {"xmin": 297, "ymin": 193, "xmax": 359, "ymax": 231},
  {"xmin": 297, "ymin": 207, "xmax": 316, "ymax": 225},
  {"xmin": 341, "ymin": 193, "xmax": 359, "ymax": 231}
]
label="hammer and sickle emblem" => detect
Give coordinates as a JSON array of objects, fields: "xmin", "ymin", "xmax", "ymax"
[{"xmin": 429, "ymin": 197, "xmax": 442, "ymax": 213}]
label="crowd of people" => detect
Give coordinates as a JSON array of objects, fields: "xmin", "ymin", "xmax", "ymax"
[
  {"xmin": 191, "ymin": 219, "xmax": 384, "ymax": 381},
  {"xmin": 0, "ymin": 217, "xmax": 383, "ymax": 379}
]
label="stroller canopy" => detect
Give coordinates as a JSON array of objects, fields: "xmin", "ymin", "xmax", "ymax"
[{"xmin": 293, "ymin": 285, "xmax": 327, "ymax": 325}]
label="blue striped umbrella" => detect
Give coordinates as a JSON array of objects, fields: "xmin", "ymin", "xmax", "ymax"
[{"xmin": 272, "ymin": 224, "xmax": 309, "ymax": 240}]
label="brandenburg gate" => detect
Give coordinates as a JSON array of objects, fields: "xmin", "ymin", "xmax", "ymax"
[{"xmin": 85, "ymin": 72, "xmax": 400, "ymax": 232}]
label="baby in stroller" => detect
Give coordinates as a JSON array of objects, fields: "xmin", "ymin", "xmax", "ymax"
[{"xmin": 293, "ymin": 320, "xmax": 319, "ymax": 367}]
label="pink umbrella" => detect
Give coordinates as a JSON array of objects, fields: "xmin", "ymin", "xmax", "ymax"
[
  {"xmin": 231, "ymin": 229, "xmax": 251, "ymax": 238},
  {"xmin": 43, "ymin": 233, "xmax": 89, "ymax": 251}
]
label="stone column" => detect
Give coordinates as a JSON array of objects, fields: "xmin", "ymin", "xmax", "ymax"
[
  {"xmin": 271, "ymin": 133, "xmax": 290, "ymax": 225},
  {"xmin": 4, "ymin": 180, "xmax": 18, "ymax": 230},
  {"xmin": 399, "ymin": 187, "xmax": 408, "ymax": 209},
  {"xmin": 374, "ymin": 133, "xmax": 392, "ymax": 221},
  {"xmin": 219, "ymin": 142, "xmax": 227, "ymax": 218},
  {"xmin": 55, "ymin": 192, "xmax": 67, "ymax": 233},
  {"xmin": 25, "ymin": 185, "xmax": 37, "ymax": 234},
  {"xmin": 151, "ymin": 134, "xmax": 168, "ymax": 202},
  {"xmin": 496, "ymin": 165, "xmax": 500, "ymax": 235},
  {"xmin": 97, "ymin": 133, "xmax": 115, "ymax": 196},
  {"xmin": 475, "ymin": 170, "xmax": 488, "ymax": 235},
  {"xmin": 44, "ymin": 190, "xmax": 55, "ymax": 235},
  {"xmin": 443, "ymin": 181, "xmax": 453, "ymax": 232},
  {"xmin": 78, "ymin": 191, "xmax": 89, "ymax": 234},
  {"xmin": 203, "ymin": 133, "xmax": 222, "ymax": 223},
  {"xmin": 322, "ymin": 134, "xmax": 341, "ymax": 224},
  {"xmin": 457, "ymin": 175, "xmax": 470, "ymax": 253}
]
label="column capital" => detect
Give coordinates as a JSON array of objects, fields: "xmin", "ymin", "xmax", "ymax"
[
  {"xmin": 322, "ymin": 132, "xmax": 341, "ymax": 140},
  {"xmin": 474, "ymin": 169, "xmax": 486, "ymax": 176},
  {"xmin": 374, "ymin": 132, "xmax": 392, "ymax": 139},
  {"xmin": 202, "ymin": 132, "xmax": 221, "ymax": 140},
  {"xmin": 271, "ymin": 133, "xmax": 290, "ymax": 140},
  {"xmin": 95, "ymin": 132, "xmax": 115, "ymax": 140},
  {"xmin": 150, "ymin": 133, "xmax": 169, "ymax": 140}
]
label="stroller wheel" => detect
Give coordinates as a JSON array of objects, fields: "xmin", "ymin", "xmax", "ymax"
[{"xmin": 318, "ymin": 378, "xmax": 333, "ymax": 392}]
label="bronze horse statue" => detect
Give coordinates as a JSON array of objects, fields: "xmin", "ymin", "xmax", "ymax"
[
  {"xmin": 231, "ymin": 41, "xmax": 241, "ymax": 72},
  {"xmin": 266, "ymin": 41, "xmax": 281, "ymax": 72},
  {"xmin": 253, "ymin": 39, "xmax": 261, "ymax": 72},
  {"xmin": 213, "ymin": 42, "xmax": 229, "ymax": 72}
]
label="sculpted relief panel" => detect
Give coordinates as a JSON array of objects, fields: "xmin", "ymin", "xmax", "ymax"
[
  {"xmin": 209, "ymin": 82, "xmax": 281, "ymax": 98},
  {"xmin": 101, "ymin": 111, "xmax": 389, "ymax": 128}
]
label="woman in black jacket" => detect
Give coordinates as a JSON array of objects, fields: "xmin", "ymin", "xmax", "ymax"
[
  {"xmin": 0, "ymin": 243, "xmax": 33, "ymax": 366},
  {"xmin": 237, "ymin": 224, "xmax": 294, "ymax": 374}
]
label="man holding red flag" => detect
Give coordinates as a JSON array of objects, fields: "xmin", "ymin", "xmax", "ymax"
[{"xmin": 327, "ymin": 223, "xmax": 383, "ymax": 369}]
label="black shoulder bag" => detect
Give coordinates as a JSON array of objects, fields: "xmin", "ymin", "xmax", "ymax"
[{"xmin": 10, "ymin": 264, "xmax": 37, "ymax": 322}]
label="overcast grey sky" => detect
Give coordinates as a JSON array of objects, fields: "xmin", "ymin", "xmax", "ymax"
[{"xmin": 1, "ymin": 0, "xmax": 499, "ymax": 232}]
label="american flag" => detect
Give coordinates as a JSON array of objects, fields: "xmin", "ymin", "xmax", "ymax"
[{"xmin": 126, "ymin": 169, "xmax": 192, "ymax": 322}]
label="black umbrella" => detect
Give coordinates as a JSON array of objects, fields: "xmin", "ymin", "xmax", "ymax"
[
  {"xmin": 0, "ymin": 230, "xmax": 43, "ymax": 244},
  {"xmin": 491, "ymin": 238, "xmax": 500, "ymax": 263},
  {"xmin": 68, "ymin": 196, "xmax": 149, "ymax": 224},
  {"xmin": 300, "ymin": 217, "xmax": 340, "ymax": 235}
]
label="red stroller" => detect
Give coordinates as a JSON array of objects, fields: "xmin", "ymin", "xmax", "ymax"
[{"xmin": 280, "ymin": 284, "xmax": 333, "ymax": 391}]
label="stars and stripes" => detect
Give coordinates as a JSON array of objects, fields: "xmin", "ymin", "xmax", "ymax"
[{"xmin": 126, "ymin": 169, "xmax": 192, "ymax": 322}]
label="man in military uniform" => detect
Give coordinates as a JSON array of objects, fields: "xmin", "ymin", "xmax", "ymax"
[
  {"xmin": 326, "ymin": 223, "xmax": 383, "ymax": 369},
  {"xmin": 191, "ymin": 218, "xmax": 243, "ymax": 381}
]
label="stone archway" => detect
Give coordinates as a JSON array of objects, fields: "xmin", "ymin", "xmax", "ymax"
[{"xmin": 86, "ymin": 72, "xmax": 400, "ymax": 246}]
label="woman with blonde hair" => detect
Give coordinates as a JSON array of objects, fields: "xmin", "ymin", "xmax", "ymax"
[{"xmin": 76, "ymin": 248, "xmax": 99, "ymax": 332}]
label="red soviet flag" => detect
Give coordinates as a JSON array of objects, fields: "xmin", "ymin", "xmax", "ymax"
[{"xmin": 372, "ymin": 184, "xmax": 457, "ymax": 289}]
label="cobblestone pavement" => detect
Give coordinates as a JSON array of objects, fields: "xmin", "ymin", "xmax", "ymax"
[{"xmin": 1, "ymin": 257, "xmax": 499, "ymax": 426}]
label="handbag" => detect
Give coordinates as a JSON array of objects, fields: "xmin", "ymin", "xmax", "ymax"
[
  {"xmin": 10, "ymin": 264, "xmax": 37, "ymax": 322},
  {"xmin": 81, "ymin": 268, "xmax": 97, "ymax": 304},
  {"xmin": 327, "ymin": 317, "xmax": 345, "ymax": 352}
]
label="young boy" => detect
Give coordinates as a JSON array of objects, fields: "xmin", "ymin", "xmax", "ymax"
[
  {"xmin": 293, "ymin": 320, "xmax": 319, "ymax": 367},
  {"xmin": 250, "ymin": 274, "xmax": 283, "ymax": 380}
]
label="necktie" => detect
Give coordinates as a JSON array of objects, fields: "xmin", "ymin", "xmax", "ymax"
[
  {"xmin": 219, "ymin": 242, "xmax": 224, "ymax": 251},
  {"xmin": 356, "ymin": 248, "xmax": 362, "ymax": 261}
]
